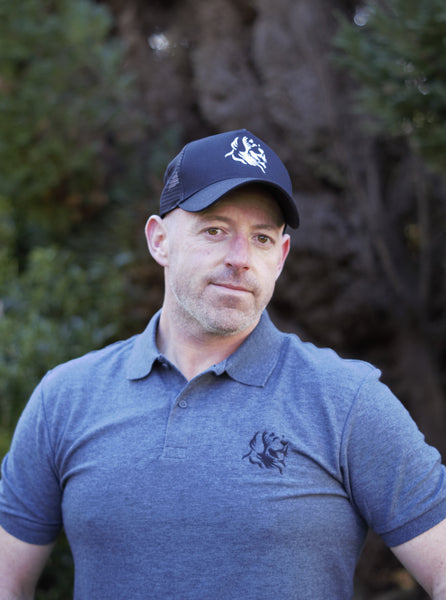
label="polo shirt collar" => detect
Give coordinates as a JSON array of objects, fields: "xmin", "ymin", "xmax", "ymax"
[
  {"xmin": 218, "ymin": 311, "xmax": 284, "ymax": 386},
  {"xmin": 126, "ymin": 309, "xmax": 285, "ymax": 387},
  {"xmin": 126, "ymin": 310, "xmax": 162, "ymax": 380}
]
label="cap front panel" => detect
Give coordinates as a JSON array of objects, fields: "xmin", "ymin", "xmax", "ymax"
[{"xmin": 181, "ymin": 131, "xmax": 292, "ymax": 200}]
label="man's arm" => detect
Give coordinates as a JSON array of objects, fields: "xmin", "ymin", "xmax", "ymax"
[
  {"xmin": 0, "ymin": 524, "xmax": 54, "ymax": 600},
  {"xmin": 391, "ymin": 518, "xmax": 446, "ymax": 599}
]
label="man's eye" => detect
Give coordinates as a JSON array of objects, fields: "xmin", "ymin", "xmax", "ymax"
[
  {"xmin": 257, "ymin": 234, "xmax": 271, "ymax": 244},
  {"xmin": 207, "ymin": 228, "xmax": 221, "ymax": 236}
]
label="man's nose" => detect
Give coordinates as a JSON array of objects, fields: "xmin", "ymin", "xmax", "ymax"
[{"xmin": 224, "ymin": 234, "xmax": 251, "ymax": 270}]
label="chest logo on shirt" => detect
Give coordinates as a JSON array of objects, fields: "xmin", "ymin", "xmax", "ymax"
[{"xmin": 243, "ymin": 431, "xmax": 288, "ymax": 474}]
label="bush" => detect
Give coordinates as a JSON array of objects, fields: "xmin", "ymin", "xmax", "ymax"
[
  {"xmin": 0, "ymin": 235, "xmax": 128, "ymax": 434},
  {"xmin": 0, "ymin": 0, "xmax": 143, "ymax": 247},
  {"xmin": 334, "ymin": 0, "xmax": 446, "ymax": 174}
]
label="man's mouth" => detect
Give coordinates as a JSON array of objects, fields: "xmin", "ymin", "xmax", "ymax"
[{"xmin": 211, "ymin": 282, "xmax": 253, "ymax": 294}]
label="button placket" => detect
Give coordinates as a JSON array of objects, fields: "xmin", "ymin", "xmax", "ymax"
[
  {"xmin": 162, "ymin": 387, "xmax": 196, "ymax": 458},
  {"xmin": 162, "ymin": 375, "xmax": 217, "ymax": 459}
]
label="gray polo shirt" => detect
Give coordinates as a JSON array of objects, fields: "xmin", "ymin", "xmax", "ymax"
[{"xmin": 1, "ymin": 310, "xmax": 446, "ymax": 599}]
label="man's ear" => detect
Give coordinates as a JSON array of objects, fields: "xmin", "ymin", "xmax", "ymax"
[
  {"xmin": 145, "ymin": 215, "xmax": 169, "ymax": 267},
  {"xmin": 275, "ymin": 232, "xmax": 291, "ymax": 280}
]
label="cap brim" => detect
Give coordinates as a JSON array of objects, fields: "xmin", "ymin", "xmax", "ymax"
[{"xmin": 178, "ymin": 178, "xmax": 299, "ymax": 228}]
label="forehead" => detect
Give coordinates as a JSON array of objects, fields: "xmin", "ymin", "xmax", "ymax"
[{"xmin": 199, "ymin": 186, "xmax": 284, "ymax": 225}]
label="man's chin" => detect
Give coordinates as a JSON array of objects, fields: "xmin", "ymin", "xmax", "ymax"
[{"xmin": 201, "ymin": 309, "xmax": 260, "ymax": 337}]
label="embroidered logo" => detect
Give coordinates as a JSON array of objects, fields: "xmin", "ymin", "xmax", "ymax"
[
  {"xmin": 225, "ymin": 135, "xmax": 267, "ymax": 173},
  {"xmin": 243, "ymin": 431, "xmax": 288, "ymax": 474}
]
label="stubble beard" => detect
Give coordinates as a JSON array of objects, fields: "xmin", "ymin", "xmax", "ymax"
[{"xmin": 168, "ymin": 275, "xmax": 269, "ymax": 337}]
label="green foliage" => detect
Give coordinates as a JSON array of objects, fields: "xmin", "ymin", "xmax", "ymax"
[
  {"xmin": 0, "ymin": 230, "xmax": 127, "ymax": 433},
  {"xmin": 0, "ymin": 0, "xmax": 140, "ymax": 434},
  {"xmin": 0, "ymin": 0, "xmax": 141, "ymax": 242},
  {"xmin": 334, "ymin": 0, "xmax": 446, "ymax": 173}
]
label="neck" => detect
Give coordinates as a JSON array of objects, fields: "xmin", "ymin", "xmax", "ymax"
[{"xmin": 157, "ymin": 308, "xmax": 257, "ymax": 380}]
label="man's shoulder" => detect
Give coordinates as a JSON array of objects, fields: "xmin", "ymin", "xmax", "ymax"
[
  {"xmin": 43, "ymin": 334, "xmax": 139, "ymax": 387},
  {"xmin": 282, "ymin": 330, "xmax": 379, "ymax": 383},
  {"xmin": 273, "ymin": 333, "xmax": 386, "ymax": 422}
]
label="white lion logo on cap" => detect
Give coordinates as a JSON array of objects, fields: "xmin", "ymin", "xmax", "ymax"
[{"xmin": 225, "ymin": 135, "xmax": 267, "ymax": 173}]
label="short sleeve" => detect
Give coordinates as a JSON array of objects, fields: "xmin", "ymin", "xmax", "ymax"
[
  {"xmin": 340, "ymin": 371, "xmax": 446, "ymax": 547},
  {"xmin": 0, "ymin": 375, "xmax": 63, "ymax": 544}
]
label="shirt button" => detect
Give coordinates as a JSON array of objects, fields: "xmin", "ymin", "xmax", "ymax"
[{"xmin": 178, "ymin": 400, "xmax": 188, "ymax": 409}]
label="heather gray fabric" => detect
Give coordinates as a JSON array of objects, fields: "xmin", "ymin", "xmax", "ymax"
[{"xmin": 1, "ymin": 311, "xmax": 446, "ymax": 599}]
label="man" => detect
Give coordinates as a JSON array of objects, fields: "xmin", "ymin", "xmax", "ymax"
[{"xmin": 1, "ymin": 129, "xmax": 446, "ymax": 599}]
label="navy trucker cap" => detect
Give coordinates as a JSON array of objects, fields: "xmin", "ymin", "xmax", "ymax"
[{"xmin": 159, "ymin": 129, "xmax": 299, "ymax": 228}]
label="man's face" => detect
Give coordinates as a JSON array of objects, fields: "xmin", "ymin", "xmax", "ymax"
[{"xmin": 156, "ymin": 187, "xmax": 290, "ymax": 337}]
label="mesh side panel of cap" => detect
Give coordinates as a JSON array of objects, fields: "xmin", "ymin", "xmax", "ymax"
[
  {"xmin": 160, "ymin": 187, "xmax": 180, "ymax": 215},
  {"xmin": 159, "ymin": 148, "xmax": 185, "ymax": 215}
]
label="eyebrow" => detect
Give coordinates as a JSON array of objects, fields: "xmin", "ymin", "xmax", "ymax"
[{"xmin": 198, "ymin": 214, "xmax": 282, "ymax": 230}]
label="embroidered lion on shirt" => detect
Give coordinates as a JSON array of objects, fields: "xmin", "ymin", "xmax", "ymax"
[
  {"xmin": 243, "ymin": 431, "xmax": 288, "ymax": 474},
  {"xmin": 225, "ymin": 136, "xmax": 267, "ymax": 173}
]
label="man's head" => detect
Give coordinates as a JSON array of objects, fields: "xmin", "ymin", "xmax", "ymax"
[
  {"xmin": 159, "ymin": 129, "xmax": 299, "ymax": 229},
  {"xmin": 146, "ymin": 130, "xmax": 297, "ymax": 340},
  {"xmin": 147, "ymin": 185, "xmax": 290, "ymax": 338}
]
